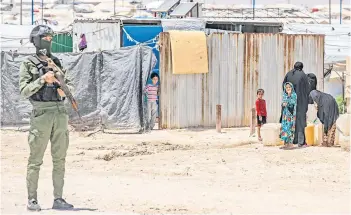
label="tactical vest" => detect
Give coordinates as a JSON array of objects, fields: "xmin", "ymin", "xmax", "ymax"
[{"xmin": 28, "ymin": 55, "xmax": 64, "ymax": 102}]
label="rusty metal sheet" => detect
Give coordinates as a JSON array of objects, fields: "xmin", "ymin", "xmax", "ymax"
[
  {"xmin": 159, "ymin": 32, "xmax": 204, "ymax": 129},
  {"xmin": 159, "ymin": 32, "xmax": 325, "ymax": 129},
  {"xmin": 206, "ymin": 33, "xmax": 245, "ymax": 127}
]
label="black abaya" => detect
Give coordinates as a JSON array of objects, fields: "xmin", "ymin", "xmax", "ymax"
[
  {"xmin": 310, "ymin": 90, "xmax": 339, "ymax": 134},
  {"xmin": 282, "ymin": 68, "xmax": 310, "ymax": 145},
  {"xmin": 307, "ymin": 73, "xmax": 317, "ymax": 104}
]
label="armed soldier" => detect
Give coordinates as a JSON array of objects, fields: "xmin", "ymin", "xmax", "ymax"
[{"xmin": 19, "ymin": 25, "xmax": 74, "ymax": 211}]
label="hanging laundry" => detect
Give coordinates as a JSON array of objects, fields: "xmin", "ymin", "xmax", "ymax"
[{"xmin": 78, "ymin": 33, "xmax": 87, "ymax": 52}]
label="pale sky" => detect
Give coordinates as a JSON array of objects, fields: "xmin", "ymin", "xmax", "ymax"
[
  {"xmin": 143, "ymin": 0, "xmax": 351, "ymax": 7},
  {"xmin": 205, "ymin": 0, "xmax": 350, "ymax": 6}
]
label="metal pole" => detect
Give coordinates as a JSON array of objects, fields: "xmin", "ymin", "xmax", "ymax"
[
  {"xmin": 72, "ymin": 0, "xmax": 75, "ymax": 21},
  {"xmin": 340, "ymin": 0, "xmax": 342, "ymax": 24},
  {"xmin": 253, "ymin": 0, "xmax": 255, "ymax": 20},
  {"xmin": 114, "ymin": 0, "xmax": 116, "ymax": 16},
  {"xmin": 20, "ymin": 0, "xmax": 22, "ymax": 25},
  {"xmin": 342, "ymin": 71, "xmax": 345, "ymax": 113},
  {"xmin": 41, "ymin": 0, "xmax": 43, "ymax": 24},
  {"xmin": 329, "ymin": 0, "xmax": 331, "ymax": 24},
  {"xmin": 31, "ymin": 0, "xmax": 34, "ymax": 25}
]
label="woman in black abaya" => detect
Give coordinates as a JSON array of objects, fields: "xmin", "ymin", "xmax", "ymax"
[
  {"xmin": 310, "ymin": 90, "xmax": 339, "ymax": 147},
  {"xmin": 307, "ymin": 73, "xmax": 317, "ymax": 104},
  {"xmin": 281, "ymin": 62, "xmax": 310, "ymax": 147}
]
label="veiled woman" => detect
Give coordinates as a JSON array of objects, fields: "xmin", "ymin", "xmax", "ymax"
[
  {"xmin": 310, "ymin": 90, "xmax": 339, "ymax": 147},
  {"xmin": 282, "ymin": 62, "xmax": 310, "ymax": 147}
]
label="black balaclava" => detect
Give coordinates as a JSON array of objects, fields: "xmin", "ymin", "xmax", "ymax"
[{"xmin": 29, "ymin": 25, "xmax": 54, "ymax": 57}]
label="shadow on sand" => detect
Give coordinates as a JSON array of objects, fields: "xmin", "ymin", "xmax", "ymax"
[{"xmin": 41, "ymin": 207, "xmax": 98, "ymax": 212}]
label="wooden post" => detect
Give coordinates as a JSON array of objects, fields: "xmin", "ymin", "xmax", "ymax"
[
  {"xmin": 250, "ymin": 106, "xmax": 256, "ymax": 136},
  {"xmin": 216, "ymin": 105, "xmax": 221, "ymax": 133},
  {"xmin": 158, "ymin": 80, "xmax": 161, "ymax": 130}
]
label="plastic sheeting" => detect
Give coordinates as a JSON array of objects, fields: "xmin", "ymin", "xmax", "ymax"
[
  {"xmin": 122, "ymin": 25, "xmax": 162, "ymax": 77},
  {"xmin": 161, "ymin": 19, "xmax": 206, "ymax": 32},
  {"xmin": 1, "ymin": 46, "xmax": 157, "ymax": 132}
]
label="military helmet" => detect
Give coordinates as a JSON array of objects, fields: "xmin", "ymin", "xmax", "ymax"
[{"xmin": 30, "ymin": 25, "xmax": 54, "ymax": 55}]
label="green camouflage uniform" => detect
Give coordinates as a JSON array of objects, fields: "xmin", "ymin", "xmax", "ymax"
[{"xmin": 19, "ymin": 56, "xmax": 73, "ymax": 200}]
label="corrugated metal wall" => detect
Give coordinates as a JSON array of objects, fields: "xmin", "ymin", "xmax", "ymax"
[
  {"xmin": 52, "ymin": 32, "xmax": 73, "ymax": 53},
  {"xmin": 72, "ymin": 21, "xmax": 120, "ymax": 52},
  {"xmin": 205, "ymin": 22, "xmax": 283, "ymax": 33},
  {"xmin": 159, "ymin": 32, "xmax": 324, "ymax": 129}
]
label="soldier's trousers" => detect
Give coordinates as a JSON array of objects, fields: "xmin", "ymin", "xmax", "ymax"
[{"xmin": 27, "ymin": 101, "xmax": 69, "ymax": 200}]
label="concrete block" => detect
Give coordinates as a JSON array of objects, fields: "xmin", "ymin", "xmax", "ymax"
[
  {"xmin": 340, "ymin": 136, "xmax": 350, "ymax": 152},
  {"xmin": 336, "ymin": 114, "xmax": 351, "ymax": 137},
  {"xmin": 314, "ymin": 123, "xmax": 324, "ymax": 146}
]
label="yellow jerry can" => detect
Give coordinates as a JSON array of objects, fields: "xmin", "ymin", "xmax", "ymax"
[{"xmin": 305, "ymin": 123, "xmax": 315, "ymax": 146}]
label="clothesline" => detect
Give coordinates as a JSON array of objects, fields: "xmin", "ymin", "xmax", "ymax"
[
  {"xmin": 122, "ymin": 27, "xmax": 159, "ymax": 51},
  {"xmin": 4, "ymin": 26, "xmax": 160, "ymax": 52}
]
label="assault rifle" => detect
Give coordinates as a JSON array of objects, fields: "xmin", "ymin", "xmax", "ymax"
[{"xmin": 45, "ymin": 57, "xmax": 82, "ymax": 120}]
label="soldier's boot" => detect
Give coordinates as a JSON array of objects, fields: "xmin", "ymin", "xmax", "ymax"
[
  {"xmin": 27, "ymin": 199, "xmax": 41, "ymax": 211},
  {"xmin": 52, "ymin": 198, "xmax": 74, "ymax": 210}
]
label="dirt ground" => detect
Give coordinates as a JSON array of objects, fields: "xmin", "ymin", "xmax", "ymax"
[{"xmin": 1, "ymin": 127, "xmax": 350, "ymax": 214}]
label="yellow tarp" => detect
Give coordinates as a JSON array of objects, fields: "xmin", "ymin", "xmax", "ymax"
[{"xmin": 169, "ymin": 30, "xmax": 209, "ymax": 75}]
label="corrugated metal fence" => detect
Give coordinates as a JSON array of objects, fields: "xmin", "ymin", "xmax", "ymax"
[
  {"xmin": 52, "ymin": 32, "xmax": 73, "ymax": 53},
  {"xmin": 159, "ymin": 32, "xmax": 324, "ymax": 129}
]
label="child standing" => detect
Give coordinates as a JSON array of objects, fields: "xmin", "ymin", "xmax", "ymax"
[
  {"xmin": 280, "ymin": 82, "xmax": 297, "ymax": 149},
  {"xmin": 255, "ymin": 89, "xmax": 267, "ymax": 141},
  {"xmin": 145, "ymin": 73, "xmax": 159, "ymax": 131}
]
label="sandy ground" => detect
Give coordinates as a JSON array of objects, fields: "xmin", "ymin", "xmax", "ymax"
[{"xmin": 1, "ymin": 127, "xmax": 350, "ymax": 214}]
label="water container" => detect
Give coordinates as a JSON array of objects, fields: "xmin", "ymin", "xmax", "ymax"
[
  {"xmin": 260, "ymin": 123, "xmax": 281, "ymax": 146},
  {"xmin": 314, "ymin": 123, "xmax": 324, "ymax": 146},
  {"xmin": 336, "ymin": 114, "xmax": 350, "ymax": 136},
  {"xmin": 340, "ymin": 136, "xmax": 350, "ymax": 151},
  {"xmin": 305, "ymin": 123, "xmax": 315, "ymax": 146}
]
